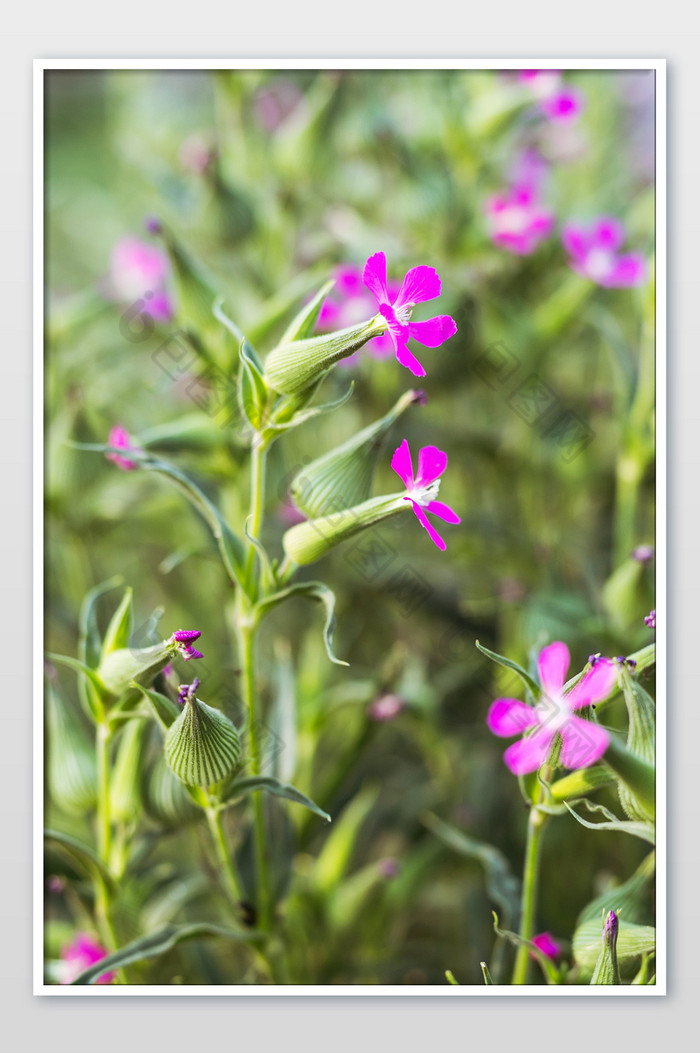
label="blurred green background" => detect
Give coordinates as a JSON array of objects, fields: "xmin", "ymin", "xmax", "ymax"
[{"xmin": 45, "ymin": 68, "xmax": 656, "ymax": 984}]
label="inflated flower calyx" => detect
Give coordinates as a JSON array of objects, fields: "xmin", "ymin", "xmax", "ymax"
[
  {"xmin": 264, "ymin": 316, "xmax": 387, "ymax": 396},
  {"xmin": 290, "ymin": 389, "xmax": 424, "ymax": 519},
  {"xmin": 282, "ymin": 493, "xmax": 409, "ymax": 566},
  {"xmin": 96, "ymin": 631, "xmax": 203, "ymax": 702},
  {"xmin": 165, "ymin": 684, "xmax": 241, "ymax": 788}
]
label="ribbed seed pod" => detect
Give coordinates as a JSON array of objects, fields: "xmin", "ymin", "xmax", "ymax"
[
  {"xmin": 291, "ymin": 389, "xmax": 422, "ymax": 519},
  {"xmin": 264, "ymin": 317, "xmax": 386, "ymax": 396},
  {"xmin": 282, "ymin": 493, "xmax": 409, "ymax": 566},
  {"xmin": 164, "ymin": 696, "xmax": 241, "ymax": 788}
]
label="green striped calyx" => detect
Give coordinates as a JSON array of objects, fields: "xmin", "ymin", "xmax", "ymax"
[
  {"xmin": 96, "ymin": 641, "xmax": 175, "ymax": 702},
  {"xmin": 290, "ymin": 389, "xmax": 423, "ymax": 519},
  {"xmin": 264, "ymin": 316, "xmax": 387, "ymax": 396},
  {"xmin": 282, "ymin": 492, "xmax": 409, "ymax": 566},
  {"xmin": 590, "ymin": 910, "xmax": 621, "ymax": 985},
  {"xmin": 164, "ymin": 694, "xmax": 241, "ymax": 788}
]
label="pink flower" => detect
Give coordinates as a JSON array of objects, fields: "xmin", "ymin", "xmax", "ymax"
[
  {"xmin": 362, "ymin": 252, "xmax": 457, "ymax": 377},
  {"xmin": 562, "ymin": 217, "xmax": 646, "ymax": 287},
  {"xmin": 105, "ymin": 425, "xmax": 141, "ymax": 471},
  {"xmin": 171, "ymin": 629, "xmax": 203, "ymax": 662},
  {"xmin": 109, "ymin": 236, "xmax": 174, "ymax": 323},
  {"xmin": 644, "ymin": 609, "xmax": 656, "ymax": 629},
  {"xmin": 518, "ymin": 69, "xmax": 562, "ymax": 99},
  {"xmin": 531, "ymin": 932, "xmax": 561, "ymax": 960},
  {"xmin": 485, "ymin": 185, "xmax": 555, "ymax": 255},
  {"xmin": 59, "ymin": 933, "xmax": 115, "ymax": 985},
  {"xmin": 487, "ymin": 643, "xmax": 617, "ymax": 775},
  {"xmin": 368, "ymin": 693, "xmax": 406, "ymax": 722},
  {"xmin": 391, "ymin": 439, "xmax": 460, "ymax": 551},
  {"xmin": 317, "ymin": 264, "xmax": 399, "ymax": 363},
  {"xmin": 541, "ymin": 87, "xmax": 584, "ymax": 123}
]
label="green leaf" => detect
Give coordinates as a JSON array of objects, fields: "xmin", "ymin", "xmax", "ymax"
[
  {"xmin": 422, "ymin": 812, "xmax": 520, "ymax": 927},
  {"xmin": 79, "ymin": 576, "xmax": 123, "ymax": 671},
  {"xmin": 69, "ymin": 922, "xmax": 261, "ymax": 985},
  {"xmin": 278, "ymin": 279, "xmax": 335, "ymax": 344},
  {"xmin": 220, "ymin": 775, "xmax": 330, "ymax": 822},
  {"xmin": 480, "ymin": 962, "xmax": 493, "ymax": 985},
  {"xmin": 44, "ymin": 829, "xmax": 117, "ymax": 894},
  {"xmin": 577, "ymin": 851, "xmax": 655, "ymax": 926},
  {"xmin": 47, "ymin": 653, "xmax": 108, "ymax": 718},
  {"xmin": 475, "ymin": 640, "xmax": 540, "ymax": 699},
  {"xmin": 100, "ymin": 587, "xmax": 133, "ymax": 657},
  {"xmin": 445, "ymin": 969, "xmax": 460, "ymax": 986},
  {"xmin": 263, "ymin": 381, "xmax": 355, "ymax": 438},
  {"xmin": 238, "ymin": 338, "xmax": 269, "ymax": 431},
  {"xmin": 131, "ymin": 683, "xmax": 181, "ymax": 730},
  {"xmin": 573, "ymin": 918, "xmax": 655, "ymax": 977},
  {"xmin": 564, "ymin": 800, "xmax": 655, "ymax": 844},
  {"xmin": 46, "ymin": 684, "xmax": 97, "ymax": 813},
  {"xmin": 603, "ymin": 733, "xmax": 655, "ymax": 821},
  {"xmin": 254, "ymin": 580, "xmax": 349, "ymax": 666}
]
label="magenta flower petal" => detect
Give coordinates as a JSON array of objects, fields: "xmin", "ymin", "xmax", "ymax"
[
  {"xmin": 424, "ymin": 499, "xmax": 460, "ymax": 524},
  {"xmin": 106, "ymin": 425, "xmax": 141, "ymax": 471},
  {"xmin": 531, "ymin": 932, "xmax": 561, "ymax": 960},
  {"xmin": 537, "ymin": 641, "xmax": 570, "ymax": 697},
  {"xmin": 144, "ymin": 289, "xmax": 174, "ymax": 324},
  {"xmin": 566, "ymin": 659, "xmax": 618, "ymax": 710},
  {"xmin": 600, "ymin": 253, "xmax": 646, "ymax": 288},
  {"xmin": 541, "ymin": 87, "xmax": 584, "ymax": 123},
  {"xmin": 391, "ymin": 439, "xmax": 415, "ymax": 489},
  {"xmin": 407, "ymin": 315, "xmax": 458, "ymax": 348},
  {"xmin": 559, "ymin": 717, "xmax": 609, "ymax": 769},
  {"xmin": 561, "ymin": 223, "xmax": 590, "ymax": 260},
  {"xmin": 393, "ymin": 337, "xmax": 427, "ymax": 377},
  {"xmin": 416, "ymin": 445, "xmax": 448, "ymax": 486},
  {"xmin": 503, "ymin": 725, "xmax": 556, "ymax": 775},
  {"xmin": 394, "ymin": 265, "xmax": 441, "ymax": 310},
  {"xmin": 362, "ymin": 251, "xmax": 389, "ymax": 304},
  {"xmin": 411, "ymin": 502, "xmax": 446, "ymax": 551},
  {"xmin": 593, "ymin": 217, "xmax": 626, "ymax": 250},
  {"xmin": 487, "ymin": 698, "xmax": 538, "ymax": 737}
]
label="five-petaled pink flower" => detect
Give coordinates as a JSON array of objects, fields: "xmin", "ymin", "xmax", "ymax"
[
  {"xmin": 562, "ymin": 217, "xmax": 646, "ymax": 287},
  {"xmin": 362, "ymin": 252, "xmax": 457, "ymax": 377},
  {"xmin": 391, "ymin": 439, "xmax": 460, "ymax": 551},
  {"xmin": 108, "ymin": 236, "xmax": 174, "ymax": 323},
  {"xmin": 487, "ymin": 643, "xmax": 618, "ymax": 775},
  {"xmin": 59, "ymin": 933, "xmax": 115, "ymax": 985},
  {"xmin": 317, "ymin": 263, "xmax": 398, "ymax": 362},
  {"xmin": 105, "ymin": 425, "xmax": 141, "ymax": 471},
  {"xmin": 485, "ymin": 185, "xmax": 555, "ymax": 256}
]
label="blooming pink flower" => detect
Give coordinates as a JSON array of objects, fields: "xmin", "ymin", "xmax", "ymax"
[
  {"xmin": 562, "ymin": 217, "xmax": 646, "ymax": 287},
  {"xmin": 317, "ymin": 264, "xmax": 399, "ymax": 363},
  {"xmin": 531, "ymin": 932, "xmax": 561, "ymax": 960},
  {"xmin": 362, "ymin": 252, "xmax": 457, "ymax": 377},
  {"xmin": 541, "ymin": 86, "xmax": 584, "ymax": 123},
  {"xmin": 105, "ymin": 425, "xmax": 141, "ymax": 471},
  {"xmin": 59, "ymin": 933, "xmax": 115, "ymax": 985},
  {"xmin": 171, "ymin": 630, "xmax": 204, "ymax": 662},
  {"xmin": 485, "ymin": 185, "xmax": 555, "ymax": 255},
  {"xmin": 109, "ymin": 236, "xmax": 174, "ymax": 323},
  {"xmin": 487, "ymin": 643, "xmax": 618, "ymax": 775},
  {"xmin": 391, "ymin": 439, "xmax": 460, "ymax": 551}
]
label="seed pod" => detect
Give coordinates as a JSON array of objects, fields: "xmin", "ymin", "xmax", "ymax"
[
  {"xmin": 164, "ymin": 694, "xmax": 241, "ymax": 788},
  {"xmin": 282, "ymin": 493, "xmax": 409, "ymax": 566},
  {"xmin": 291, "ymin": 389, "xmax": 423, "ymax": 519},
  {"xmin": 264, "ymin": 317, "xmax": 386, "ymax": 396}
]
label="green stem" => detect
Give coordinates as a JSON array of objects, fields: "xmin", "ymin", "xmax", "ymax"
[
  {"xmin": 512, "ymin": 804, "xmax": 548, "ymax": 985},
  {"xmin": 205, "ymin": 802, "xmax": 245, "ymax": 905},
  {"xmin": 96, "ymin": 722, "xmax": 112, "ymax": 863}
]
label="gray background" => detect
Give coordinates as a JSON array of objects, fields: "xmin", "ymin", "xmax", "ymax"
[{"xmin": 3, "ymin": 7, "xmax": 697, "ymax": 1051}]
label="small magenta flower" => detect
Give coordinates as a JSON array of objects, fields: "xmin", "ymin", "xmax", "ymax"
[
  {"xmin": 487, "ymin": 643, "xmax": 618, "ymax": 775},
  {"xmin": 485, "ymin": 184, "xmax": 555, "ymax": 255},
  {"xmin": 177, "ymin": 678, "xmax": 199, "ymax": 705},
  {"xmin": 318, "ymin": 263, "xmax": 398, "ymax": 362},
  {"xmin": 632, "ymin": 544, "xmax": 654, "ymax": 563},
  {"xmin": 368, "ymin": 693, "xmax": 406, "ymax": 723},
  {"xmin": 109, "ymin": 235, "xmax": 174, "ymax": 322},
  {"xmin": 378, "ymin": 858, "xmax": 401, "ymax": 879},
  {"xmin": 531, "ymin": 932, "xmax": 561, "ymax": 960},
  {"xmin": 105, "ymin": 425, "xmax": 141, "ymax": 471},
  {"xmin": 562, "ymin": 217, "xmax": 646, "ymax": 287},
  {"xmin": 362, "ymin": 252, "xmax": 457, "ymax": 377},
  {"xmin": 391, "ymin": 439, "xmax": 461, "ymax": 551},
  {"xmin": 171, "ymin": 630, "xmax": 203, "ymax": 662},
  {"xmin": 59, "ymin": 933, "xmax": 115, "ymax": 985},
  {"xmin": 540, "ymin": 86, "xmax": 584, "ymax": 123},
  {"xmin": 644, "ymin": 609, "xmax": 656, "ymax": 629}
]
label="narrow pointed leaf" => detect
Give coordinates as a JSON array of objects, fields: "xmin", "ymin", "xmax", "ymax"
[
  {"xmin": 45, "ymin": 829, "xmax": 117, "ymax": 894},
  {"xmin": 220, "ymin": 775, "xmax": 330, "ymax": 822},
  {"xmin": 100, "ymin": 587, "xmax": 134, "ymax": 657},
  {"xmin": 278, "ymin": 279, "xmax": 335, "ymax": 344},
  {"xmin": 475, "ymin": 641, "xmax": 540, "ymax": 699},
  {"xmin": 254, "ymin": 580, "xmax": 348, "ymax": 666}
]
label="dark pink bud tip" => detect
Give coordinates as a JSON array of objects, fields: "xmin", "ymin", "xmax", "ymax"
[
  {"xmin": 173, "ymin": 630, "xmax": 201, "ymax": 642},
  {"xmin": 604, "ymin": 910, "xmax": 619, "ymax": 944},
  {"xmin": 182, "ymin": 647, "xmax": 203, "ymax": 662},
  {"xmin": 177, "ymin": 678, "xmax": 199, "ymax": 704},
  {"xmin": 411, "ymin": 390, "xmax": 428, "ymax": 406},
  {"xmin": 144, "ymin": 215, "xmax": 162, "ymax": 235}
]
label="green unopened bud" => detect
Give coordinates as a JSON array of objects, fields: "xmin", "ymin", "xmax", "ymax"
[
  {"xmin": 282, "ymin": 493, "xmax": 409, "ymax": 566},
  {"xmin": 264, "ymin": 317, "xmax": 386, "ymax": 396},
  {"xmin": 590, "ymin": 910, "xmax": 621, "ymax": 984},
  {"xmin": 164, "ymin": 690, "xmax": 241, "ymax": 788},
  {"xmin": 291, "ymin": 390, "xmax": 423, "ymax": 518},
  {"xmin": 97, "ymin": 641, "xmax": 175, "ymax": 702}
]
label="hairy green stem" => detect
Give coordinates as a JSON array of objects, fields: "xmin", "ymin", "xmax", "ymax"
[
  {"xmin": 205, "ymin": 803, "xmax": 245, "ymax": 905},
  {"xmin": 512, "ymin": 804, "xmax": 548, "ymax": 985}
]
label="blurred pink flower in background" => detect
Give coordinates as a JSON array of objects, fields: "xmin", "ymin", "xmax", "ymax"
[
  {"xmin": 59, "ymin": 933, "xmax": 115, "ymax": 985},
  {"xmin": 540, "ymin": 86, "xmax": 584, "ymax": 124},
  {"xmin": 518, "ymin": 69, "xmax": 562, "ymax": 99},
  {"xmin": 108, "ymin": 236, "xmax": 174, "ymax": 323},
  {"xmin": 562, "ymin": 217, "xmax": 646, "ymax": 287},
  {"xmin": 317, "ymin": 263, "xmax": 398, "ymax": 363},
  {"xmin": 368, "ymin": 693, "xmax": 406, "ymax": 723},
  {"xmin": 485, "ymin": 184, "xmax": 555, "ymax": 255},
  {"xmin": 105, "ymin": 425, "xmax": 141, "ymax": 471},
  {"xmin": 531, "ymin": 932, "xmax": 561, "ymax": 960},
  {"xmin": 254, "ymin": 79, "xmax": 304, "ymax": 132}
]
